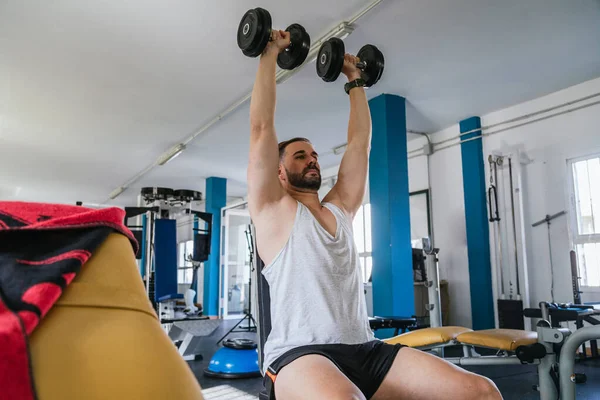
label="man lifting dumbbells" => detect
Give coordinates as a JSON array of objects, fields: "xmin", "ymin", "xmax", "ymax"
[{"xmin": 244, "ymin": 8, "xmax": 502, "ymax": 400}]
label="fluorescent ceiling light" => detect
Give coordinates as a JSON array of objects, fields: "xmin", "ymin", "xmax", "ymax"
[
  {"xmin": 158, "ymin": 144, "xmax": 186, "ymax": 166},
  {"xmin": 109, "ymin": 186, "xmax": 125, "ymax": 200}
]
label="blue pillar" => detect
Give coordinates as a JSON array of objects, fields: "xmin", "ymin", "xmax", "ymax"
[
  {"xmin": 204, "ymin": 177, "xmax": 227, "ymax": 317},
  {"xmin": 368, "ymin": 94, "xmax": 413, "ymax": 337},
  {"xmin": 459, "ymin": 117, "xmax": 494, "ymax": 330}
]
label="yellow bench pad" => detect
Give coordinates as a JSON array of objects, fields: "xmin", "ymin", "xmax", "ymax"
[
  {"xmin": 384, "ymin": 326, "xmax": 473, "ymax": 347},
  {"xmin": 456, "ymin": 329, "xmax": 538, "ymax": 352}
]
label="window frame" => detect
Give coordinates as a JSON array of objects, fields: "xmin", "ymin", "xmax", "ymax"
[
  {"xmin": 353, "ymin": 203, "xmax": 373, "ymax": 283},
  {"xmin": 567, "ymin": 152, "xmax": 600, "ymax": 290},
  {"xmin": 177, "ymin": 239, "xmax": 195, "ymax": 285}
]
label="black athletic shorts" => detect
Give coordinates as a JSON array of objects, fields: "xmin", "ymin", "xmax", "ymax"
[{"xmin": 262, "ymin": 340, "xmax": 405, "ymax": 399}]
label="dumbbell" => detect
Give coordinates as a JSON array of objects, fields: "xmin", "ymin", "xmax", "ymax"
[
  {"xmin": 316, "ymin": 38, "xmax": 385, "ymax": 88},
  {"xmin": 237, "ymin": 7, "xmax": 311, "ymax": 70}
]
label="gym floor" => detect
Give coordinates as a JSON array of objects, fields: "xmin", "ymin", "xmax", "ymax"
[{"xmin": 188, "ymin": 319, "xmax": 600, "ymax": 400}]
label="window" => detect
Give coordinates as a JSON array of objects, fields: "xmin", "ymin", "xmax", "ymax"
[
  {"xmin": 569, "ymin": 154, "xmax": 600, "ymax": 287},
  {"xmin": 409, "ymin": 190, "xmax": 431, "ymax": 248},
  {"xmin": 178, "ymin": 240, "xmax": 195, "ymax": 284},
  {"xmin": 353, "ymin": 203, "xmax": 372, "ymax": 283}
]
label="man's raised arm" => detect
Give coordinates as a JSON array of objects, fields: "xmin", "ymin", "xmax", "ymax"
[
  {"xmin": 247, "ymin": 30, "xmax": 290, "ymax": 218},
  {"xmin": 324, "ymin": 54, "xmax": 372, "ymax": 218}
]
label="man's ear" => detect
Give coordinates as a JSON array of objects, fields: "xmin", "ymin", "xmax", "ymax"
[{"xmin": 278, "ymin": 164, "xmax": 284, "ymax": 180}]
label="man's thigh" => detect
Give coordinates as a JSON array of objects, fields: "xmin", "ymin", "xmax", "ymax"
[
  {"xmin": 371, "ymin": 347, "xmax": 502, "ymax": 400},
  {"xmin": 274, "ymin": 354, "xmax": 366, "ymax": 400}
]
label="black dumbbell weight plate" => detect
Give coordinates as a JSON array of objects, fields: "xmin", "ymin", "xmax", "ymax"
[
  {"xmin": 357, "ymin": 44, "xmax": 384, "ymax": 87},
  {"xmin": 316, "ymin": 37, "xmax": 345, "ymax": 82},
  {"xmin": 237, "ymin": 7, "xmax": 272, "ymax": 58},
  {"xmin": 277, "ymin": 23, "xmax": 311, "ymax": 70}
]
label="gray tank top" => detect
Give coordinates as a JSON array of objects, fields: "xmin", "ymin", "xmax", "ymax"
[{"xmin": 261, "ymin": 201, "xmax": 375, "ymax": 372}]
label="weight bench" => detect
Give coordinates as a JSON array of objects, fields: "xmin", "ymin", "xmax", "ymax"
[
  {"xmin": 384, "ymin": 326, "xmax": 537, "ymax": 364},
  {"xmin": 385, "ymin": 326, "xmax": 472, "ymax": 349},
  {"xmin": 382, "ymin": 308, "xmax": 600, "ymax": 399}
]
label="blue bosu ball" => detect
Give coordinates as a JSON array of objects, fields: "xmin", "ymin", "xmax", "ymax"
[{"xmin": 203, "ymin": 338, "xmax": 261, "ymax": 379}]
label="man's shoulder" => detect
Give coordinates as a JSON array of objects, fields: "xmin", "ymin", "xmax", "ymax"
[{"xmin": 252, "ymin": 196, "xmax": 298, "ymax": 266}]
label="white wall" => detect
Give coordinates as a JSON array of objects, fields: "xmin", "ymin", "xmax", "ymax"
[
  {"xmin": 408, "ymin": 156, "xmax": 430, "ymax": 193},
  {"xmin": 426, "ymin": 77, "xmax": 600, "ymax": 327}
]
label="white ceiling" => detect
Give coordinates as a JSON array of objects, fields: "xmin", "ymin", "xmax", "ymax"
[{"xmin": 1, "ymin": 0, "xmax": 599, "ymax": 206}]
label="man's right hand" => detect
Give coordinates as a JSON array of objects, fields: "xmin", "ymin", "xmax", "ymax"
[{"xmin": 263, "ymin": 30, "xmax": 290, "ymax": 57}]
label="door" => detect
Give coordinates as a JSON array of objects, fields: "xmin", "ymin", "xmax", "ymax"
[{"xmin": 220, "ymin": 208, "xmax": 252, "ymax": 319}]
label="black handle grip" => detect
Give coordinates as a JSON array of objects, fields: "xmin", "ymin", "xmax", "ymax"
[{"xmin": 488, "ymin": 185, "xmax": 500, "ymax": 222}]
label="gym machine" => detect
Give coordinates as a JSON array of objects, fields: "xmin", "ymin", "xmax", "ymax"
[
  {"xmin": 522, "ymin": 250, "xmax": 600, "ymax": 360},
  {"xmin": 127, "ymin": 187, "xmax": 220, "ymax": 361},
  {"xmin": 487, "ymin": 153, "xmax": 532, "ymax": 330}
]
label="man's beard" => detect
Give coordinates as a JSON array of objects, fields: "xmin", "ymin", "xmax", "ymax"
[{"xmin": 286, "ymin": 166, "xmax": 321, "ymax": 191}]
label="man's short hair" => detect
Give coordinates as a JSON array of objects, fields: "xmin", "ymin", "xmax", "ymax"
[{"xmin": 278, "ymin": 137, "xmax": 311, "ymax": 160}]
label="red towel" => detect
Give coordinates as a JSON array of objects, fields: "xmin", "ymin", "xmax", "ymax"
[{"xmin": 0, "ymin": 201, "xmax": 137, "ymax": 400}]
